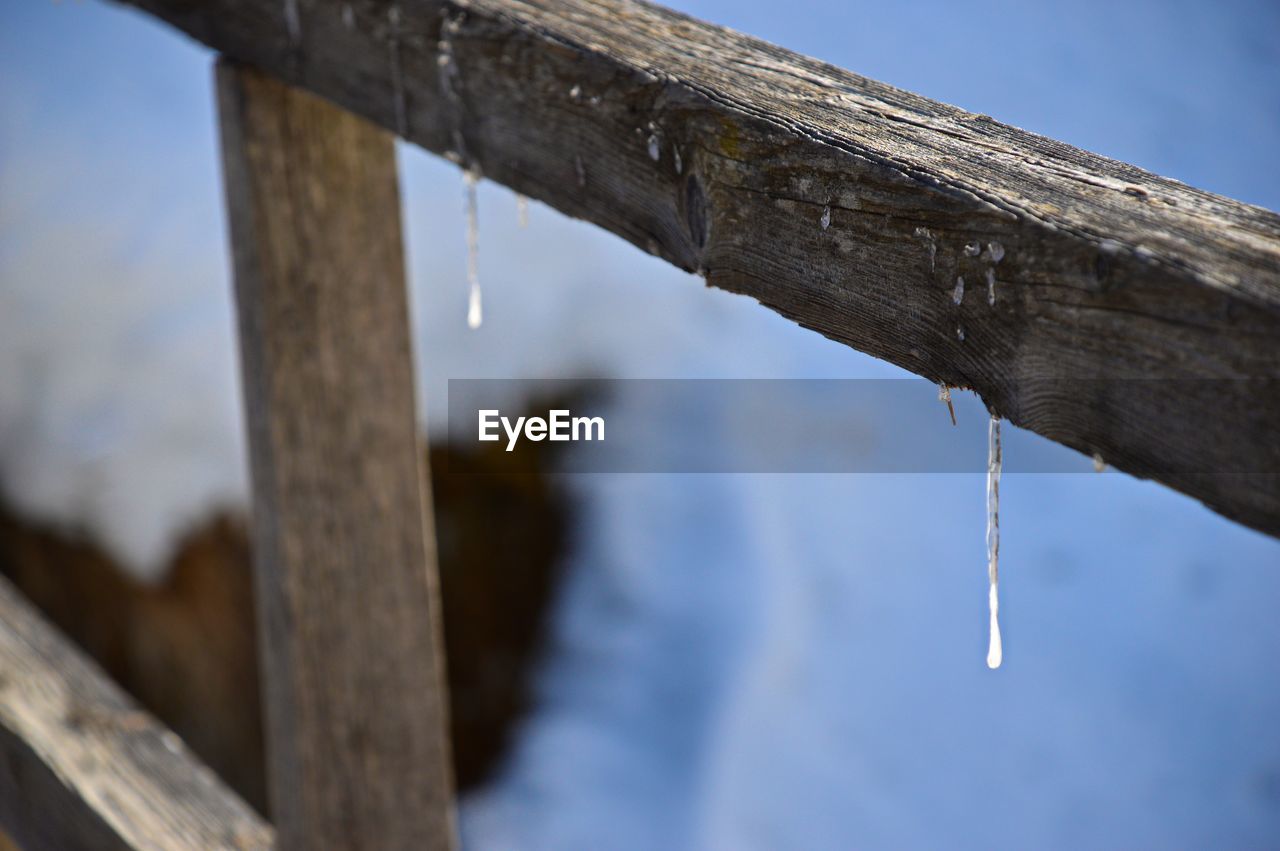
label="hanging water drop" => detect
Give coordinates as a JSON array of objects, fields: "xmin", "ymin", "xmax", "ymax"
[
  {"xmin": 820, "ymin": 205, "xmax": 831, "ymax": 230},
  {"xmin": 938, "ymin": 384, "xmax": 956, "ymax": 426},
  {"xmin": 986, "ymin": 415, "xmax": 1003, "ymax": 669},
  {"xmin": 647, "ymin": 134, "xmax": 661, "ymax": 162},
  {"xmin": 515, "ymin": 193, "xmax": 529, "ymax": 228},
  {"xmin": 569, "ymin": 84, "xmax": 582, "ymax": 100},
  {"xmin": 952, "ymin": 275, "xmax": 965, "ymax": 304},
  {"xmin": 463, "ymin": 168, "xmax": 482, "ymax": 329}
]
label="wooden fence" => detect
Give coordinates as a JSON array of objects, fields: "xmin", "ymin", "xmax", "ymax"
[{"xmin": 2, "ymin": 0, "xmax": 1278, "ymax": 848}]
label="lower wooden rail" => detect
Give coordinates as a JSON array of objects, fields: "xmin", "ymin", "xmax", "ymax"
[{"xmin": 0, "ymin": 575, "xmax": 273, "ymax": 851}]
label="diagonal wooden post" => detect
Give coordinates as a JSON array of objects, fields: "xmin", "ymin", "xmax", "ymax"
[{"xmin": 216, "ymin": 60, "xmax": 456, "ymax": 850}]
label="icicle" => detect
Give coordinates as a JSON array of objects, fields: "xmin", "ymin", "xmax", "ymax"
[
  {"xmin": 387, "ymin": 5, "xmax": 408, "ymax": 137},
  {"xmin": 569, "ymin": 84, "xmax": 582, "ymax": 100},
  {"xmin": 987, "ymin": 241, "xmax": 1005, "ymax": 263},
  {"xmin": 1093, "ymin": 452, "xmax": 1106, "ymax": 473},
  {"xmin": 986, "ymin": 415, "xmax": 1003, "ymax": 669},
  {"xmin": 647, "ymin": 134, "xmax": 661, "ymax": 162},
  {"xmin": 952, "ymin": 275, "xmax": 965, "ymax": 304},
  {"xmin": 515, "ymin": 193, "xmax": 529, "ymax": 228},
  {"xmin": 938, "ymin": 384, "xmax": 956, "ymax": 426},
  {"xmin": 284, "ymin": 0, "xmax": 301, "ymax": 46},
  {"xmin": 820, "ymin": 205, "xmax": 831, "ymax": 230},
  {"xmin": 463, "ymin": 168, "xmax": 482, "ymax": 329},
  {"xmin": 986, "ymin": 267, "xmax": 996, "ymax": 305}
]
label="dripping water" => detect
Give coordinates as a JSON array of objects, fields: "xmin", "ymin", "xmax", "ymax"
[
  {"xmin": 515, "ymin": 193, "xmax": 529, "ymax": 228},
  {"xmin": 463, "ymin": 168, "xmax": 482, "ymax": 329},
  {"xmin": 938, "ymin": 384, "xmax": 956, "ymax": 426},
  {"xmin": 986, "ymin": 415, "xmax": 1003, "ymax": 669}
]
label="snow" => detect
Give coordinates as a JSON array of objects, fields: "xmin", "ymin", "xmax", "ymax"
[{"xmin": 2, "ymin": 0, "xmax": 1280, "ymax": 846}]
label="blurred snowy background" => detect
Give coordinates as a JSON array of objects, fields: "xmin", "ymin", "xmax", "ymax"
[{"xmin": 3, "ymin": 0, "xmax": 1280, "ymax": 847}]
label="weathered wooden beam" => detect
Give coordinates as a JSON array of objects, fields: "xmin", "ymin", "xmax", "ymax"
[
  {"xmin": 0, "ymin": 575, "xmax": 273, "ymax": 851},
  {"xmin": 124, "ymin": 0, "xmax": 1279, "ymax": 535},
  {"xmin": 216, "ymin": 62, "xmax": 456, "ymax": 849}
]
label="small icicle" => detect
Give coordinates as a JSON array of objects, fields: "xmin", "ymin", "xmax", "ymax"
[
  {"xmin": 987, "ymin": 241, "xmax": 1005, "ymax": 263},
  {"xmin": 673, "ymin": 146, "xmax": 683, "ymax": 175},
  {"xmin": 647, "ymin": 134, "xmax": 661, "ymax": 162},
  {"xmin": 952, "ymin": 275, "xmax": 965, "ymax": 305},
  {"xmin": 938, "ymin": 384, "xmax": 956, "ymax": 426},
  {"xmin": 986, "ymin": 267, "xmax": 996, "ymax": 305},
  {"xmin": 1093, "ymin": 452, "xmax": 1106, "ymax": 473},
  {"xmin": 986, "ymin": 415, "xmax": 1003, "ymax": 669},
  {"xmin": 463, "ymin": 168, "xmax": 482, "ymax": 329},
  {"xmin": 515, "ymin": 193, "xmax": 529, "ymax": 228},
  {"xmin": 820, "ymin": 205, "xmax": 831, "ymax": 230},
  {"xmin": 283, "ymin": 0, "xmax": 301, "ymax": 46}
]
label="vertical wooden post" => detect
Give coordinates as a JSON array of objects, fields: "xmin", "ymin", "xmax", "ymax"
[{"xmin": 216, "ymin": 61, "xmax": 456, "ymax": 850}]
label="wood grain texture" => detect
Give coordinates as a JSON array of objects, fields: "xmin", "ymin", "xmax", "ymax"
[
  {"xmin": 0, "ymin": 575, "xmax": 273, "ymax": 851},
  {"xmin": 125, "ymin": 0, "xmax": 1279, "ymax": 534},
  {"xmin": 217, "ymin": 62, "xmax": 456, "ymax": 850}
]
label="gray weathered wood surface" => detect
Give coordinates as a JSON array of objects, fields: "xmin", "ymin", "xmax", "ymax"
[
  {"xmin": 123, "ymin": 0, "xmax": 1279, "ymax": 535},
  {"xmin": 0, "ymin": 575, "xmax": 274, "ymax": 851},
  {"xmin": 217, "ymin": 61, "xmax": 456, "ymax": 850}
]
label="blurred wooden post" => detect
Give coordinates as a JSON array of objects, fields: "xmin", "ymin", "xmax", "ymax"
[{"xmin": 216, "ymin": 60, "xmax": 456, "ymax": 850}]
